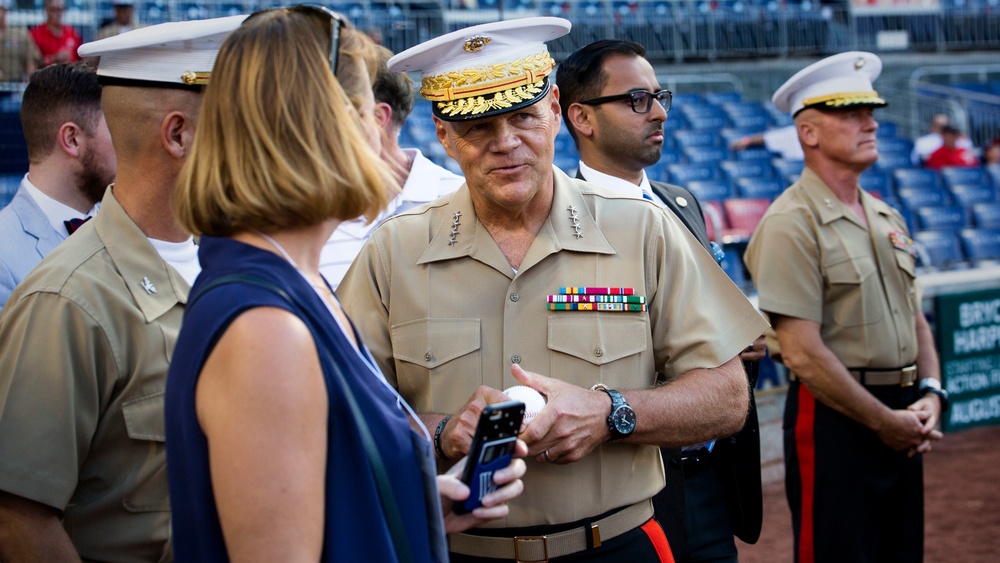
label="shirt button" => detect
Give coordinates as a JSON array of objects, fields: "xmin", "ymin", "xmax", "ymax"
[
  {"xmin": 594, "ymin": 347, "xmax": 604, "ymax": 357},
  {"xmin": 511, "ymin": 354, "xmax": 521, "ymax": 364},
  {"xmin": 510, "ymin": 292, "xmax": 519, "ymax": 302}
]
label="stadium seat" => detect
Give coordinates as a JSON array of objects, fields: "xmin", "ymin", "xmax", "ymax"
[
  {"xmin": 686, "ymin": 179, "xmax": 735, "ymax": 202},
  {"xmin": 876, "ymin": 121, "xmax": 898, "ymax": 138},
  {"xmin": 735, "ymin": 177, "xmax": 785, "ymax": 200},
  {"xmin": 897, "ymin": 187, "xmax": 952, "ymax": 210},
  {"xmin": 720, "ymin": 159, "xmax": 774, "ymax": 181},
  {"xmin": 667, "ymin": 163, "xmax": 720, "ymax": 183},
  {"xmin": 893, "ymin": 168, "xmax": 942, "ymax": 190},
  {"xmin": 860, "ymin": 170, "xmax": 894, "ymax": 197},
  {"xmin": 972, "ymin": 202, "xmax": 1000, "ymax": 229},
  {"xmin": 960, "ymin": 228, "xmax": 1000, "ymax": 263},
  {"xmin": 721, "ymin": 101, "xmax": 769, "ymax": 119},
  {"xmin": 702, "ymin": 200, "xmax": 727, "ymax": 242},
  {"xmin": 875, "ymin": 153, "xmax": 915, "ymax": 171},
  {"xmin": 877, "ymin": 137, "xmax": 914, "ymax": 155},
  {"xmin": 683, "ymin": 146, "xmax": 731, "ymax": 164},
  {"xmin": 663, "ymin": 113, "xmax": 689, "ymax": 131},
  {"xmin": 772, "ymin": 158, "xmax": 805, "ymax": 180},
  {"xmin": 915, "ymin": 206, "xmax": 969, "ymax": 231},
  {"xmin": 686, "ymin": 115, "xmax": 731, "ymax": 131},
  {"xmin": 674, "ymin": 129, "xmax": 721, "ymax": 148},
  {"xmin": 705, "ymin": 91, "xmax": 742, "ymax": 105},
  {"xmin": 949, "ymin": 183, "xmax": 998, "ymax": 207},
  {"xmin": 988, "ymin": 164, "xmax": 1000, "ymax": 186},
  {"xmin": 729, "ymin": 115, "xmax": 770, "ymax": 130},
  {"xmin": 722, "ymin": 198, "xmax": 771, "ymax": 239},
  {"xmin": 735, "ymin": 147, "xmax": 773, "ymax": 161},
  {"xmin": 914, "ymin": 230, "xmax": 967, "ymax": 269},
  {"xmin": 941, "ymin": 166, "xmax": 993, "ymax": 188}
]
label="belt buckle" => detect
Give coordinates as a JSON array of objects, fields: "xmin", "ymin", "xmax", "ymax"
[
  {"xmin": 901, "ymin": 365, "xmax": 916, "ymax": 387},
  {"xmin": 513, "ymin": 535, "xmax": 548, "ymax": 563}
]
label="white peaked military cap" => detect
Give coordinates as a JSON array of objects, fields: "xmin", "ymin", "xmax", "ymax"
[
  {"xmin": 388, "ymin": 17, "xmax": 571, "ymax": 121},
  {"xmin": 78, "ymin": 15, "xmax": 246, "ymax": 90},
  {"xmin": 772, "ymin": 51, "xmax": 887, "ymax": 117}
]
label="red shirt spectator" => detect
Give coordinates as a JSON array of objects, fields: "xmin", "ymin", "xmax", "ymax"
[
  {"xmin": 925, "ymin": 125, "xmax": 979, "ymax": 169},
  {"xmin": 29, "ymin": 0, "xmax": 80, "ymax": 66}
]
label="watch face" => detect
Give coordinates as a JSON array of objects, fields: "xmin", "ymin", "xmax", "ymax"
[{"xmin": 612, "ymin": 406, "xmax": 637, "ymax": 436}]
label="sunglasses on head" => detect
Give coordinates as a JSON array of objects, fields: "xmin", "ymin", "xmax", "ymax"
[
  {"xmin": 579, "ymin": 89, "xmax": 673, "ymax": 115},
  {"xmin": 245, "ymin": 4, "xmax": 346, "ymax": 75}
]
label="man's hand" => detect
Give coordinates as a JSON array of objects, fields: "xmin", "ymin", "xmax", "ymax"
[
  {"xmin": 439, "ymin": 386, "xmax": 510, "ymax": 460},
  {"xmin": 905, "ymin": 393, "xmax": 944, "ymax": 456},
  {"xmin": 875, "ymin": 408, "xmax": 937, "ymax": 452},
  {"xmin": 438, "ymin": 440, "xmax": 528, "ymax": 534},
  {"xmin": 510, "ymin": 364, "xmax": 612, "ymax": 464},
  {"xmin": 740, "ymin": 335, "xmax": 767, "ymax": 363}
]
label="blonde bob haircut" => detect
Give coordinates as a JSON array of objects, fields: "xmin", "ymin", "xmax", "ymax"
[{"xmin": 174, "ymin": 9, "xmax": 392, "ymax": 237}]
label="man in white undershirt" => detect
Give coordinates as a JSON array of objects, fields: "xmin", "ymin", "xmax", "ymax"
[
  {"xmin": 0, "ymin": 17, "xmax": 241, "ymax": 560},
  {"xmin": 0, "ymin": 62, "xmax": 116, "ymax": 312},
  {"xmin": 320, "ymin": 44, "xmax": 464, "ymax": 287}
]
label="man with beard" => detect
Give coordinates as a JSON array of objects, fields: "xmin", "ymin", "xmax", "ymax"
[
  {"xmin": 556, "ymin": 39, "xmax": 765, "ymax": 562},
  {"xmin": 0, "ymin": 62, "xmax": 115, "ymax": 311},
  {"xmin": 0, "ymin": 17, "xmax": 242, "ymax": 560}
]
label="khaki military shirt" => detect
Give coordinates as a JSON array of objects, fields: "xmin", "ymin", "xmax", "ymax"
[
  {"xmin": 0, "ymin": 187, "xmax": 185, "ymax": 562},
  {"xmin": 339, "ymin": 167, "xmax": 768, "ymax": 527},
  {"xmin": 0, "ymin": 25, "xmax": 40, "ymax": 83},
  {"xmin": 744, "ymin": 167, "xmax": 920, "ymax": 369}
]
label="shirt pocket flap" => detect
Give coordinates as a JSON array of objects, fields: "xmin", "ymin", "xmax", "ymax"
[
  {"xmin": 392, "ymin": 318, "xmax": 481, "ymax": 369},
  {"xmin": 548, "ymin": 316, "xmax": 648, "ymax": 366},
  {"xmin": 122, "ymin": 391, "xmax": 166, "ymax": 442},
  {"xmin": 895, "ymin": 251, "xmax": 916, "ymax": 278},
  {"xmin": 826, "ymin": 256, "xmax": 876, "ymax": 285}
]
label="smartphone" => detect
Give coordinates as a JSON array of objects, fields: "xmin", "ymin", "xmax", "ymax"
[{"xmin": 454, "ymin": 400, "xmax": 525, "ymax": 514}]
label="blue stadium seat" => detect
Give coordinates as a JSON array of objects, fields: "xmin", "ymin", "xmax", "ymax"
[
  {"xmin": 645, "ymin": 164, "xmax": 668, "ymax": 183},
  {"xmin": 875, "ymin": 153, "xmax": 914, "ymax": 171},
  {"xmin": 721, "ymin": 101, "xmax": 769, "ymax": 119},
  {"xmin": 949, "ymin": 183, "xmax": 998, "ymax": 207},
  {"xmin": 893, "ymin": 168, "xmax": 942, "ymax": 190},
  {"xmin": 729, "ymin": 115, "xmax": 770, "ymax": 130},
  {"xmin": 667, "ymin": 163, "xmax": 720, "ymax": 183},
  {"xmin": 686, "ymin": 115, "xmax": 731, "ymax": 131},
  {"xmin": 941, "ymin": 166, "xmax": 992, "ymax": 188},
  {"xmin": 719, "ymin": 126, "xmax": 764, "ymax": 147},
  {"xmin": 915, "ymin": 206, "xmax": 969, "ymax": 231},
  {"xmin": 656, "ymin": 149, "xmax": 685, "ymax": 165},
  {"xmin": 772, "ymin": 158, "xmax": 805, "ymax": 180},
  {"xmin": 674, "ymin": 129, "xmax": 721, "ymax": 148},
  {"xmin": 705, "ymin": 91, "xmax": 742, "ymax": 105},
  {"xmin": 960, "ymin": 228, "xmax": 1000, "ymax": 263},
  {"xmin": 720, "ymin": 159, "xmax": 773, "ymax": 180},
  {"xmin": 683, "ymin": 146, "xmax": 730, "ymax": 164},
  {"xmin": 877, "ymin": 137, "xmax": 914, "ymax": 155},
  {"xmin": 736, "ymin": 147, "xmax": 773, "ymax": 161},
  {"xmin": 876, "ymin": 121, "xmax": 898, "ymax": 138},
  {"xmin": 663, "ymin": 113, "xmax": 689, "ymax": 131},
  {"xmin": 736, "ymin": 177, "xmax": 785, "ymax": 200},
  {"xmin": 914, "ymin": 230, "xmax": 966, "ymax": 269},
  {"xmin": 972, "ymin": 202, "xmax": 1000, "ymax": 229},
  {"xmin": 897, "ymin": 187, "xmax": 952, "ymax": 210},
  {"xmin": 686, "ymin": 179, "xmax": 735, "ymax": 202},
  {"xmin": 860, "ymin": 170, "xmax": 894, "ymax": 198},
  {"xmin": 988, "ymin": 164, "xmax": 1000, "ymax": 186}
]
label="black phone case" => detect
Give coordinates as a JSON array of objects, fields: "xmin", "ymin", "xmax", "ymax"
[{"xmin": 454, "ymin": 400, "xmax": 525, "ymax": 514}]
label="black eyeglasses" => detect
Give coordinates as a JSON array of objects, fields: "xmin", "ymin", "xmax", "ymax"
[
  {"xmin": 579, "ymin": 90, "xmax": 673, "ymax": 114},
  {"xmin": 245, "ymin": 4, "xmax": 346, "ymax": 75}
]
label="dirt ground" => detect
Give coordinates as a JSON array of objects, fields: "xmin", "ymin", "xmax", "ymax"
[{"xmin": 736, "ymin": 424, "xmax": 1000, "ymax": 563}]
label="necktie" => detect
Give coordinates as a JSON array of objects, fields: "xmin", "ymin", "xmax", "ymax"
[
  {"xmin": 641, "ymin": 190, "xmax": 654, "ymax": 201},
  {"xmin": 64, "ymin": 216, "xmax": 92, "ymax": 235}
]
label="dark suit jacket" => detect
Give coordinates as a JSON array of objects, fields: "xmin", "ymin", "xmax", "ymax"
[{"xmin": 577, "ymin": 170, "xmax": 764, "ymax": 551}]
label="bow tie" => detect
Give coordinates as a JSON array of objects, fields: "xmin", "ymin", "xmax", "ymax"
[{"xmin": 64, "ymin": 216, "xmax": 92, "ymax": 235}]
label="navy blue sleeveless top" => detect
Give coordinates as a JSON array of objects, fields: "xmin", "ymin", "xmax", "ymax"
[{"xmin": 166, "ymin": 236, "xmax": 437, "ymax": 562}]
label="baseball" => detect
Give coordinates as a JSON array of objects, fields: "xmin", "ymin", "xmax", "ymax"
[{"xmin": 503, "ymin": 385, "xmax": 546, "ymax": 425}]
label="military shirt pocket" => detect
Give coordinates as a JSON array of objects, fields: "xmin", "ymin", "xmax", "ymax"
[
  {"xmin": 825, "ymin": 255, "xmax": 883, "ymax": 327},
  {"xmin": 391, "ymin": 318, "xmax": 482, "ymax": 411},
  {"xmin": 121, "ymin": 391, "xmax": 169, "ymax": 512},
  {"xmin": 895, "ymin": 250, "xmax": 919, "ymax": 313},
  {"xmin": 547, "ymin": 316, "xmax": 648, "ymax": 388}
]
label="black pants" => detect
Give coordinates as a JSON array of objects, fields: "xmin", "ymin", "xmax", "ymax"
[
  {"xmin": 784, "ymin": 381, "xmax": 924, "ymax": 563},
  {"xmin": 450, "ymin": 518, "xmax": 672, "ymax": 563}
]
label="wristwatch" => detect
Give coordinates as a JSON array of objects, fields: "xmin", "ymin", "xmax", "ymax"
[
  {"xmin": 919, "ymin": 378, "xmax": 949, "ymax": 413},
  {"xmin": 592, "ymin": 384, "xmax": 636, "ymax": 441}
]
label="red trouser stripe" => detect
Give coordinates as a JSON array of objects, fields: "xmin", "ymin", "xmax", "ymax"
[
  {"xmin": 640, "ymin": 517, "xmax": 675, "ymax": 563},
  {"xmin": 795, "ymin": 384, "xmax": 817, "ymax": 563}
]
